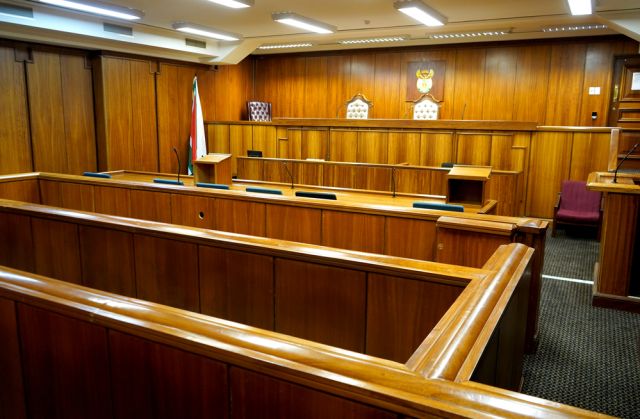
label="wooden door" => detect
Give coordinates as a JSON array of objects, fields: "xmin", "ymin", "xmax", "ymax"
[{"xmin": 609, "ymin": 55, "xmax": 640, "ymax": 128}]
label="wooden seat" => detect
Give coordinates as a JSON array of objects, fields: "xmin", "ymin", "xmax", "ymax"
[{"xmin": 552, "ymin": 180, "xmax": 602, "ymax": 238}]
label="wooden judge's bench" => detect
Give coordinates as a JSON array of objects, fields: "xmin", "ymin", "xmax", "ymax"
[{"xmin": 587, "ymin": 172, "xmax": 640, "ymax": 311}]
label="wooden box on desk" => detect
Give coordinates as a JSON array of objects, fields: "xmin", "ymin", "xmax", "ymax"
[
  {"xmin": 193, "ymin": 153, "xmax": 232, "ymax": 185},
  {"xmin": 446, "ymin": 166, "xmax": 491, "ymax": 206}
]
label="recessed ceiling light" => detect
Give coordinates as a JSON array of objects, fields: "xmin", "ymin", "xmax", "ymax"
[
  {"xmin": 37, "ymin": 0, "xmax": 143, "ymax": 20},
  {"xmin": 339, "ymin": 36, "xmax": 408, "ymax": 45},
  {"xmin": 206, "ymin": 0, "xmax": 253, "ymax": 9},
  {"xmin": 430, "ymin": 30, "xmax": 510, "ymax": 39},
  {"xmin": 272, "ymin": 12, "xmax": 336, "ymax": 34},
  {"xmin": 542, "ymin": 24, "xmax": 606, "ymax": 32},
  {"xmin": 393, "ymin": 0, "xmax": 446, "ymax": 27},
  {"xmin": 258, "ymin": 43, "xmax": 314, "ymax": 50},
  {"xmin": 567, "ymin": 0, "xmax": 592, "ymax": 16},
  {"xmin": 172, "ymin": 22, "xmax": 241, "ymax": 41}
]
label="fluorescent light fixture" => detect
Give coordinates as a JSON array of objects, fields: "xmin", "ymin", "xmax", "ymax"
[
  {"xmin": 173, "ymin": 22, "xmax": 241, "ymax": 41},
  {"xmin": 206, "ymin": 0, "xmax": 253, "ymax": 8},
  {"xmin": 258, "ymin": 43, "xmax": 313, "ymax": 50},
  {"xmin": 37, "ymin": 0, "xmax": 143, "ymax": 20},
  {"xmin": 339, "ymin": 36, "xmax": 407, "ymax": 45},
  {"xmin": 272, "ymin": 12, "xmax": 336, "ymax": 34},
  {"xmin": 542, "ymin": 24, "xmax": 606, "ymax": 32},
  {"xmin": 430, "ymin": 30, "xmax": 510, "ymax": 39},
  {"xmin": 394, "ymin": 0, "xmax": 446, "ymax": 27},
  {"xmin": 567, "ymin": 0, "xmax": 592, "ymax": 15}
]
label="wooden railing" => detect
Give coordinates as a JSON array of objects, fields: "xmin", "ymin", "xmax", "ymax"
[
  {"xmin": 207, "ymin": 120, "xmax": 617, "ymax": 220},
  {"xmin": 0, "ymin": 244, "xmax": 604, "ymax": 417},
  {"xmin": 236, "ymin": 156, "xmax": 521, "ymax": 216},
  {"xmin": 0, "ymin": 171, "xmax": 547, "ymax": 353},
  {"xmin": 0, "ymin": 198, "xmax": 481, "ymax": 362}
]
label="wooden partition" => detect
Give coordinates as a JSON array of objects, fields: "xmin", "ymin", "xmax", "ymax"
[
  {"xmin": 0, "ymin": 253, "xmax": 604, "ymax": 418},
  {"xmin": 237, "ymin": 156, "xmax": 520, "ymax": 216},
  {"xmin": 0, "ymin": 171, "xmax": 548, "ymax": 352},
  {"xmin": 0, "ymin": 198, "xmax": 481, "ymax": 361}
]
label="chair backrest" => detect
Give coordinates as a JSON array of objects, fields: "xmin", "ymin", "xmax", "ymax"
[
  {"xmin": 247, "ymin": 101, "xmax": 272, "ymax": 122},
  {"xmin": 413, "ymin": 94, "xmax": 439, "ymax": 120},
  {"xmin": 560, "ymin": 180, "xmax": 601, "ymax": 213},
  {"xmin": 346, "ymin": 93, "xmax": 372, "ymax": 119}
]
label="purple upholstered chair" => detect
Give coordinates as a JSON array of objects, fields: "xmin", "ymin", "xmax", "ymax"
[
  {"xmin": 247, "ymin": 101, "xmax": 272, "ymax": 122},
  {"xmin": 552, "ymin": 180, "xmax": 602, "ymax": 239}
]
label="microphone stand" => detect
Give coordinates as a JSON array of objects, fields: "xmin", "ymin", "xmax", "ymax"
[
  {"xmin": 283, "ymin": 161, "xmax": 294, "ymax": 189},
  {"xmin": 173, "ymin": 147, "xmax": 181, "ymax": 184},
  {"xmin": 613, "ymin": 143, "xmax": 639, "ymax": 183},
  {"xmin": 391, "ymin": 166, "xmax": 397, "ymax": 198}
]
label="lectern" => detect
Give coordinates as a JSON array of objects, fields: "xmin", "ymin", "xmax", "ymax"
[
  {"xmin": 446, "ymin": 166, "xmax": 491, "ymax": 206},
  {"xmin": 587, "ymin": 172, "xmax": 640, "ymax": 312},
  {"xmin": 193, "ymin": 153, "xmax": 232, "ymax": 185}
]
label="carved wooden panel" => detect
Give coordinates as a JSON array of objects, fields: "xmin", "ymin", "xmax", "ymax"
[
  {"xmin": 199, "ymin": 246, "xmax": 274, "ymax": 329},
  {"xmin": 0, "ymin": 45, "xmax": 32, "ymax": 174},
  {"xmin": 32, "ymin": 218, "xmax": 82, "ymax": 284},
  {"xmin": 134, "ymin": 234, "xmax": 199, "ymax": 311},
  {"xmin": 109, "ymin": 330, "xmax": 228, "ymax": 419},
  {"xmin": 79, "ymin": 225, "xmax": 136, "ymax": 296},
  {"xmin": 275, "ymin": 259, "xmax": 366, "ymax": 352},
  {"xmin": 266, "ymin": 204, "xmax": 322, "ymax": 245},
  {"xmin": 366, "ymin": 274, "xmax": 463, "ymax": 362},
  {"xmin": 18, "ymin": 304, "xmax": 112, "ymax": 419}
]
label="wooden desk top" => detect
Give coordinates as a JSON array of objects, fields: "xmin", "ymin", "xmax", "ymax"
[
  {"xmin": 195, "ymin": 153, "xmax": 231, "ymax": 164},
  {"xmin": 587, "ymin": 172, "xmax": 640, "ymax": 195},
  {"xmin": 105, "ymin": 170, "xmax": 498, "ymax": 213},
  {"xmin": 447, "ymin": 166, "xmax": 492, "ymax": 181}
]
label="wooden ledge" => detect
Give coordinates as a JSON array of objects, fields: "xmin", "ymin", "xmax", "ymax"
[
  {"xmin": 0, "ymin": 198, "xmax": 485, "ymax": 285},
  {"xmin": 0, "ymin": 265, "xmax": 604, "ymax": 418},
  {"xmin": 437, "ymin": 216, "xmax": 516, "ymax": 236}
]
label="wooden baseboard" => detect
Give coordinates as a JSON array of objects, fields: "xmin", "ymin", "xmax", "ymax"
[{"xmin": 592, "ymin": 292, "xmax": 640, "ymax": 313}]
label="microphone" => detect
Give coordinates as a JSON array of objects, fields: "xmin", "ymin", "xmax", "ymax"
[
  {"xmin": 391, "ymin": 166, "xmax": 397, "ymax": 198},
  {"xmin": 173, "ymin": 147, "xmax": 182, "ymax": 184},
  {"xmin": 613, "ymin": 143, "xmax": 639, "ymax": 183},
  {"xmin": 282, "ymin": 161, "xmax": 294, "ymax": 189},
  {"xmin": 152, "ymin": 147, "xmax": 185, "ymax": 186},
  {"xmin": 461, "ymin": 103, "xmax": 467, "ymax": 120}
]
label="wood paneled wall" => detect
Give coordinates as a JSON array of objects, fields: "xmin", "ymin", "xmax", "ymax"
[
  {"xmin": 254, "ymin": 37, "xmax": 638, "ymax": 124},
  {"xmin": 0, "ymin": 43, "xmax": 95, "ymax": 175},
  {"xmin": 0, "ymin": 39, "xmax": 253, "ymax": 176},
  {"xmin": 94, "ymin": 55, "xmax": 253, "ymax": 173}
]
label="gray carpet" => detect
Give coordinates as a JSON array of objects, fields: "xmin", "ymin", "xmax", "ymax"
[{"xmin": 521, "ymin": 230, "xmax": 640, "ymax": 418}]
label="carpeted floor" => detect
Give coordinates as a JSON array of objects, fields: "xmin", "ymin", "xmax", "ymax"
[{"xmin": 521, "ymin": 229, "xmax": 640, "ymax": 418}]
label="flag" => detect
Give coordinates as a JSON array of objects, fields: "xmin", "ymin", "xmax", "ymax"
[{"xmin": 188, "ymin": 76, "xmax": 206, "ymax": 175}]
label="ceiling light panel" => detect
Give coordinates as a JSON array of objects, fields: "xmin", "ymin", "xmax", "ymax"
[
  {"xmin": 272, "ymin": 12, "xmax": 336, "ymax": 34},
  {"xmin": 37, "ymin": 0, "xmax": 144, "ymax": 20},
  {"xmin": 172, "ymin": 22, "xmax": 241, "ymax": 41},
  {"xmin": 339, "ymin": 36, "xmax": 407, "ymax": 45},
  {"xmin": 567, "ymin": 0, "xmax": 592, "ymax": 16},
  {"xmin": 430, "ymin": 30, "xmax": 510, "ymax": 39},
  {"xmin": 393, "ymin": 0, "xmax": 446, "ymax": 27},
  {"xmin": 206, "ymin": 0, "xmax": 253, "ymax": 9},
  {"xmin": 258, "ymin": 43, "xmax": 313, "ymax": 50},
  {"xmin": 542, "ymin": 24, "xmax": 606, "ymax": 32}
]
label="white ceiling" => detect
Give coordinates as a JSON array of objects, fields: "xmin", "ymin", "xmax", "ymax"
[{"xmin": 0, "ymin": 0, "xmax": 638, "ymax": 63}]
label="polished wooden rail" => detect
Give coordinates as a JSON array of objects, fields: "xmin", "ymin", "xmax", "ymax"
[
  {"xmin": 0, "ymin": 171, "xmax": 548, "ymax": 353},
  {"xmin": 0, "ymin": 252, "xmax": 606, "ymax": 418},
  {"xmin": 0, "ymin": 198, "xmax": 481, "ymax": 362}
]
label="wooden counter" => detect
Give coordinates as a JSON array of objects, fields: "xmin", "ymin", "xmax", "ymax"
[{"xmin": 587, "ymin": 172, "xmax": 640, "ymax": 312}]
